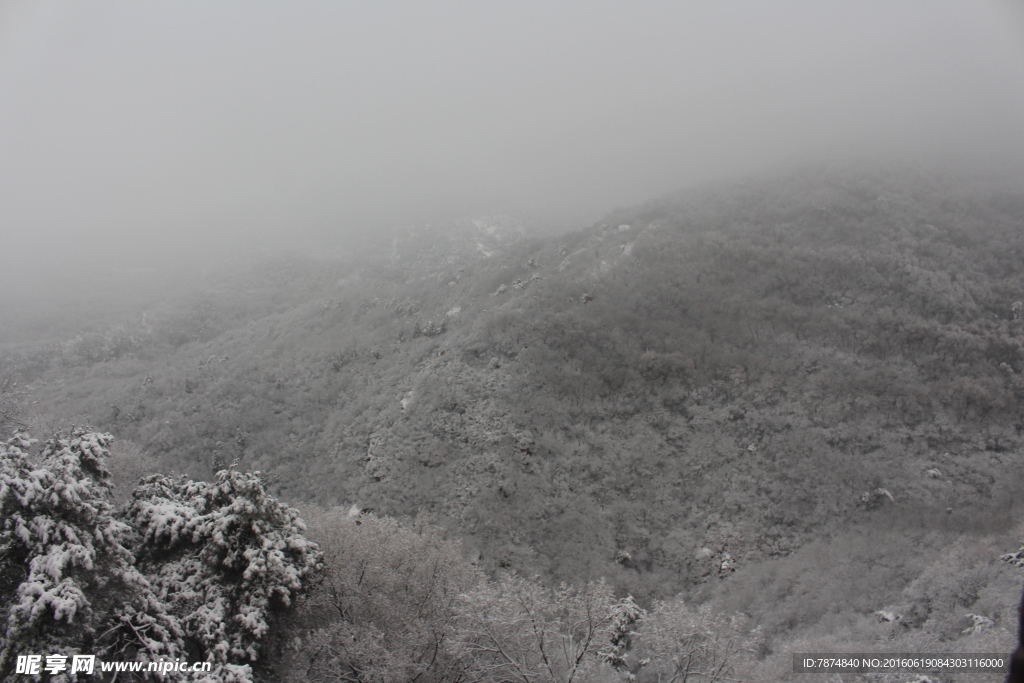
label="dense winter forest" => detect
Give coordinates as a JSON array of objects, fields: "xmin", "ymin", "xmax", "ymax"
[{"xmin": 3, "ymin": 166, "xmax": 1024, "ymax": 681}]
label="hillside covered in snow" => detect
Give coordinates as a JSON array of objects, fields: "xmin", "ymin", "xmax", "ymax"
[{"xmin": 4, "ymin": 167, "xmax": 1024, "ymax": 678}]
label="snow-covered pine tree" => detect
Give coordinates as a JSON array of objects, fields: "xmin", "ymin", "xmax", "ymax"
[
  {"xmin": 126, "ymin": 468, "xmax": 322, "ymax": 678},
  {"xmin": 0, "ymin": 428, "xmax": 182, "ymax": 681}
]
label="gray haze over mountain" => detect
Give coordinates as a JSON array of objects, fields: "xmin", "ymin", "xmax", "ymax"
[{"xmin": 2, "ymin": 1, "xmax": 1024, "ymax": 281}]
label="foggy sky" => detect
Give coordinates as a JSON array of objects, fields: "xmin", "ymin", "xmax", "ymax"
[{"xmin": 2, "ymin": 1, "xmax": 1024, "ymax": 273}]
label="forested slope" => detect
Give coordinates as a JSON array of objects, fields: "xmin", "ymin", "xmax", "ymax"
[{"xmin": 7, "ymin": 166, "xmax": 1024, "ymax": 603}]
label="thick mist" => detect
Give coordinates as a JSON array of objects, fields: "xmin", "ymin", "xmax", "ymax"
[{"xmin": 2, "ymin": 0, "xmax": 1023, "ymax": 293}]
